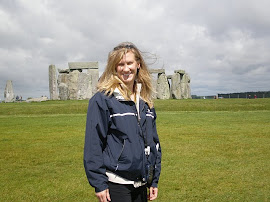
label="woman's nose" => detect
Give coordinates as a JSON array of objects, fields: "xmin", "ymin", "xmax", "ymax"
[{"xmin": 123, "ymin": 64, "xmax": 129, "ymax": 71}]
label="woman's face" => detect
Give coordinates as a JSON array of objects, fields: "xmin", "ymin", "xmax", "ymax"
[{"xmin": 116, "ymin": 51, "xmax": 140, "ymax": 91}]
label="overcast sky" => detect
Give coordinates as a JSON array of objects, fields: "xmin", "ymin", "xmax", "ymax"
[{"xmin": 1, "ymin": 0, "xmax": 270, "ymax": 100}]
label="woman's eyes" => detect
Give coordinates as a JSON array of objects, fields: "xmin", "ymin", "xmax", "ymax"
[{"xmin": 118, "ymin": 62, "xmax": 133, "ymax": 67}]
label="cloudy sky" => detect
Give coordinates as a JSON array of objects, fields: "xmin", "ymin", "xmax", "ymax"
[{"xmin": 1, "ymin": 0, "xmax": 270, "ymax": 100}]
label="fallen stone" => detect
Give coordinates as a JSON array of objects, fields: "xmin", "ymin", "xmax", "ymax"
[{"xmin": 26, "ymin": 96, "xmax": 48, "ymax": 102}]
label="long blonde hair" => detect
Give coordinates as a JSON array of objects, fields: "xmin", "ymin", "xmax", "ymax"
[{"xmin": 98, "ymin": 42, "xmax": 154, "ymax": 108}]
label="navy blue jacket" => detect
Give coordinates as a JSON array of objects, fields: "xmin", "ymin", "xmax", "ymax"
[{"xmin": 84, "ymin": 90, "xmax": 161, "ymax": 192}]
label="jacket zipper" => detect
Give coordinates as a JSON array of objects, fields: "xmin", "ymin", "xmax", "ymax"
[
  {"xmin": 136, "ymin": 102, "xmax": 148, "ymax": 181},
  {"xmin": 116, "ymin": 99, "xmax": 147, "ymax": 179},
  {"xmin": 115, "ymin": 139, "xmax": 126, "ymax": 171}
]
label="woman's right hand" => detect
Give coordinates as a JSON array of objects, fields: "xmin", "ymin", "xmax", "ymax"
[{"xmin": 96, "ymin": 189, "xmax": 111, "ymax": 202}]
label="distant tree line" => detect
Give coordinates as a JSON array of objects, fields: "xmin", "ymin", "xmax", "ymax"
[
  {"xmin": 191, "ymin": 91, "xmax": 270, "ymax": 99},
  {"xmin": 218, "ymin": 91, "xmax": 270, "ymax": 99}
]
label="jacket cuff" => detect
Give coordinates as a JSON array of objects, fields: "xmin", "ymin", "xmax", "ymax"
[
  {"xmin": 95, "ymin": 183, "xmax": 109, "ymax": 193},
  {"xmin": 150, "ymin": 182, "xmax": 158, "ymax": 188}
]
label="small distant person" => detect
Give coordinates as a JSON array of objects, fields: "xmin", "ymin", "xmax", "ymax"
[
  {"xmin": 84, "ymin": 42, "xmax": 162, "ymax": 202},
  {"xmin": 16, "ymin": 95, "xmax": 19, "ymax": 101},
  {"xmin": 254, "ymin": 94, "xmax": 257, "ymax": 99}
]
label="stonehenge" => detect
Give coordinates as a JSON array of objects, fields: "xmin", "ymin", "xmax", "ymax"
[
  {"xmin": 170, "ymin": 70, "xmax": 191, "ymax": 99},
  {"xmin": 49, "ymin": 62, "xmax": 99, "ymax": 100},
  {"xmin": 48, "ymin": 62, "xmax": 191, "ymax": 100},
  {"xmin": 150, "ymin": 69, "xmax": 191, "ymax": 99}
]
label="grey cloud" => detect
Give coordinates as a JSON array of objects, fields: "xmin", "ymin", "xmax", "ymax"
[{"xmin": 1, "ymin": 0, "xmax": 270, "ymax": 100}]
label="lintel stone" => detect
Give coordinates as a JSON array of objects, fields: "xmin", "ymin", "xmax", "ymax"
[
  {"xmin": 174, "ymin": 69, "xmax": 185, "ymax": 74},
  {"xmin": 68, "ymin": 62, "xmax": 98, "ymax": 70},
  {"xmin": 58, "ymin": 68, "xmax": 70, "ymax": 73},
  {"xmin": 149, "ymin": 69, "xmax": 165, "ymax": 74}
]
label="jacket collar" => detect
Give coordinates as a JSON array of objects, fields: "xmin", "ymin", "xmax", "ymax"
[
  {"xmin": 113, "ymin": 87, "xmax": 125, "ymax": 101},
  {"xmin": 113, "ymin": 83, "xmax": 142, "ymax": 101},
  {"xmin": 113, "ymin": 83, "xmax": 144, "ymax": 121}
]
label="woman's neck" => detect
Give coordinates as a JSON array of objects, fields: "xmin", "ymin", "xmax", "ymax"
[{"xmin": 127, "ymin": 82, "xmax": 135, "ymax": 93}]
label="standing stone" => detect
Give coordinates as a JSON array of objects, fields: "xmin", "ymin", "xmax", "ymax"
[
  {"xmin": 186, "ymin": 74, "xmax": 191, "ymax": 99},
  {"xmin": 58, "ymin": 83, "xmax": 69, "ymax": 100},
  {"xmin": 67, "ymin": 70, "xmax": 79, "ymax": 100},
  {"xmin": 171, "ymin": 73, "xmax": 182, "ymax": 99},
  {"xmin": 171, "ymin": 70, "xmax": 191, "ymax": 99},
  {"xmin": 149, "ymin": 69, "xmax": 166, "ymax": 99},
  {"xmin": 181, "ymin": 73, "xmax": 191, "ymax": 99},
  {"xmin": 4, "ymin": 80, "xmax": 15, "ymax": 102},
  {"xmin": 167, "ymin": 75, "xmax": 172, "ymax": 98},
  {"xmin": 151, "ymin": 75, "xmax": 157, "ymax": 99},
  {"xmin": 87, "ymin": 69, "xmax": 99, "ymax": 96},
  {"xmin": 77, "ymin": 73, "xmax": 92, "ymax": 100},
  {"xmin": 58, "ymin": 72, "xmax": 68, "ymax": 85},
  {"xmin": 156, "ymin": 73, "xmax": 170, "ymax": 99},
  {"xmin": 67, "ymin": 62, "xmax": 99, "ymax": 99},
  {"xmin": 49, "ymin": 65, "xmax": 58, "ymax": 100},
  {"xmin": 57, "ymin": 72, "xmax": 69, "ymax": 99}
]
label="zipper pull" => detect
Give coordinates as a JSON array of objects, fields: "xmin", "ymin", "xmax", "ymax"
[{"xmin": 145, "ymin": 146, "xmax": 150, "ymax": 156}]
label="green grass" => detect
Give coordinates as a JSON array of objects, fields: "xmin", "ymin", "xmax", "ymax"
[{"xmin": 0, "ymin": 98, "xmax": 270, "ymax": 201}]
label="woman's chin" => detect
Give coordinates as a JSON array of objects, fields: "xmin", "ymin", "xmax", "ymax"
[
  {"xmin": 122, "ymin": 80, "xmax": 135, "ymax": 87},
  {"xmin": 121, "ymin": 77, "xmax": 133, "ymax": 84}
]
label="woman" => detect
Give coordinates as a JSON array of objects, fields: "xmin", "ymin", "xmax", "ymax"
[{"xmin": 84, "ymin": 42, "xmax": 161, "ymax": 202}]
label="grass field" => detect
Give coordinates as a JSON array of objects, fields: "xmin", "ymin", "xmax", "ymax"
[{"xmin": 0, "ymin": 98, "xmax": 270, "ymax": 201}]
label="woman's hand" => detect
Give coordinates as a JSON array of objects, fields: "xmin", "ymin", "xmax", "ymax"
[
  {"xmin": 149, "ymin": 187, "xmax": 158, "ymax": 201},
  {"xmin": 96, "ymin": 189, "xmax": 111, "ymax": 202}
]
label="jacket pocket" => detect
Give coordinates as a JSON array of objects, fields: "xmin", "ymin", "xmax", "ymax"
[{"xmin": 115, "ymin": 139, "xmax": 126, "ymax": 171}]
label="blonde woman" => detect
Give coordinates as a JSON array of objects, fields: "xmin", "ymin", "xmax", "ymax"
[{"xmin": 84, "ymin": 42, "xmax": 161, "ymax": 202}]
